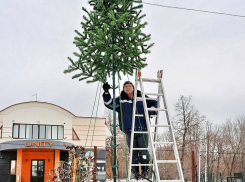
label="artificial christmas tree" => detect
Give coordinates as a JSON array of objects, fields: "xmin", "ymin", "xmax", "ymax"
[
  {"xmin": 64, "ymin": 1, "xmax": 153, "ymax": 181},
  {"xmin": 64, "ymin": 0, "xmax": 153, "ymax": 83}
]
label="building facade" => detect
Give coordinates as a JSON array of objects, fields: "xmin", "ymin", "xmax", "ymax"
[{"xmin": 0, "ymin": 101, "xmax": 106, "ymax": 182}]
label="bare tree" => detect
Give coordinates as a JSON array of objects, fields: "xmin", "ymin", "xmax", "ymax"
[
  {"xmin": 173, "ymin": 95, "xmax": 205, "ymax": 180},
  {"xmin": 104, "ymin": 108, "xmax": 114, "ymax": 179},
  {"xmin": 203, "ymin": 114, "xmax": 245, "ymax": 180},
  {"xmin": 234, "ymin": 115, "xmax": 245, "ymax": 171},
  {"xmin": 171, "ymin": 94, "xmax": 245, "ymax": 181},
  {"xmin": 220, "ymin": 115, "xmax": 245, "ymax": 173},
  {"xmin": 210, "ymin": 125, "xmax": 224, "ymax": 181}
]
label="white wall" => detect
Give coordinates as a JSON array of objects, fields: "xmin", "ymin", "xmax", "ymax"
[
  {"xmin": 0, "ymin": 102, "xmax": 106, "ymax": 148},
  {"xmin": 0, "ymin": 102, "xmax": 73, "ymax": 141}
]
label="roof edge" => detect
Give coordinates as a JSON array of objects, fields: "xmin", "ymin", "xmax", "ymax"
[
  {"xmin": 0, "ymin": 101, "xmax": 76, "ymax": 117},
  {"xmin": 0, "ymin": 101, "xmax": 106, "ymax": 119}
]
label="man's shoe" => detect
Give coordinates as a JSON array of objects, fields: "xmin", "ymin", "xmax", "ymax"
[
  {"xmin": 131, "ymin": 173, "xmax": 139, "ymax": 182},
  {"xmin": 141, "ymin": 171, "xmax": 150, "ymax": 182}
]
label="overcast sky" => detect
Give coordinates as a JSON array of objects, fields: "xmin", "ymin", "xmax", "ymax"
[{"xmin": 0, "ymin": 0, "xmax": 245, "ymax": 124}]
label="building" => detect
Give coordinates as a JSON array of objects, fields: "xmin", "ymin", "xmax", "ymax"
[{"xmin": 0, "ymin": 101, "xmax": 106, "ymax": 182}]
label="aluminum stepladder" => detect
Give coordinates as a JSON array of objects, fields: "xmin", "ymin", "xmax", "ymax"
[{"xmin": 128, "ymin": 69, "xmax": 184, "ymax": 182}]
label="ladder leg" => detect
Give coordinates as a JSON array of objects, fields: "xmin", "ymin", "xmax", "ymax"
[
  {"xmin": 128, "ymin": 69, "xmax": 140, "ymax": 181},
  {"xmin": 158, "ymin": 71, "xmax": 184, "ymax": 182},
  {"xmin": 138, "ymin": 69, "xmax": 161, "ymax": 182}
]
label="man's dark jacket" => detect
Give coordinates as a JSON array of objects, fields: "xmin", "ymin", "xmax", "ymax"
[{"xmin": 103, "ymin": 90, "xmax": 157, "ymax": 132}]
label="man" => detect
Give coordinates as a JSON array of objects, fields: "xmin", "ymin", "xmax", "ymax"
[{"xmin": 103, "ymin": 81, "xmax": 157, "ymax": 181}]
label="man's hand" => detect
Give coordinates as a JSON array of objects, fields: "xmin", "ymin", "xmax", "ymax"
[{"xmin": 103, "ymin": 82, "xmax": 111, "ymax": 92}]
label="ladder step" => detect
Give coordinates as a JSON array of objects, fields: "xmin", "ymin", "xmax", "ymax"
[
  {"xmin": 134, "ymin": 131, "xmax": 148, "ymax": 134},
  {"xmin": 135, "ymin": 114, "xmax": 158, "ymax": 117},
  {"xmin": 157, "ymin": 160, "xmax": 177, "ymax": 163},
  {"xmin": 133, "ymin": 131, "xmax": 157, "ymax": 134},
  {"xmin": 135, "ymin": 114, "xmax": 144, "ymax": 117},
  {"xmin": 131, "ymin": 164, "xmax": 153, "ymax": 166},
  {"xmin": 160, "ymin": 180, "xmax": 182, "ymax": 182},
  {"xmin": 153, "ymin": 142, "xmax": 174, "ymax": 145},
  {"xmin": 150, "ymin": 115, "xmax": 157, "ymax": 117},
  {"xmin": 142, "ymin": 78, "xmax": 160, "ymax": 83},
  {"xmin": 150, "ymin": 124, "xmax": 170, "ymax": 127},
  {"xmin": 132, "ymin": 148, "xmax": 151, "ymax": 150},
  {"xmin": 136, "ymin": 97, "xmax": 158, "ymax": 101},
  {"xmin": 145, "ymin": 93, "xmax": 163, "ymax": 96},
  {"xmin": 147, "ymin": 108, "xmax": 166, "ymax": 111}
]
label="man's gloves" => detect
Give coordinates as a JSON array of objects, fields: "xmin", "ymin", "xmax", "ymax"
[
  {"xmin": 103, "ymin": 82, "xmax": 111, "ymax": 92},
  {"xmin": 148, "ymin": 111, "xmax": 156, "ymax": 117}
]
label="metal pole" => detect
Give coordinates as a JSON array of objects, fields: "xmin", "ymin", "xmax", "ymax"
[
  {"xmin": 205, "ymin": 143, "xmax": 208, "ymax": 182},
  {"xmin": 195, "ymin": 165, "xmax": 198, "ymax": 182},
  {"xmin": 93, "ymin": 146, "xmax": 97, "ymax": 182},
  {"xmin": 112, "ymin": 60, "xmax": 117, "ymax": 182},
  {"xmin": 199, "ymin": 150, "xmax": 201, "ymax": 182},
  {"xmin": 192, "ymin": 151, "xmax": 195, "ymax": 182}
]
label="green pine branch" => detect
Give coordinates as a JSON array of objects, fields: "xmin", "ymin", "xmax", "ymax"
[{"xmin": 64, "ymin": 0, "xmax": 154, "ymax": 83}]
